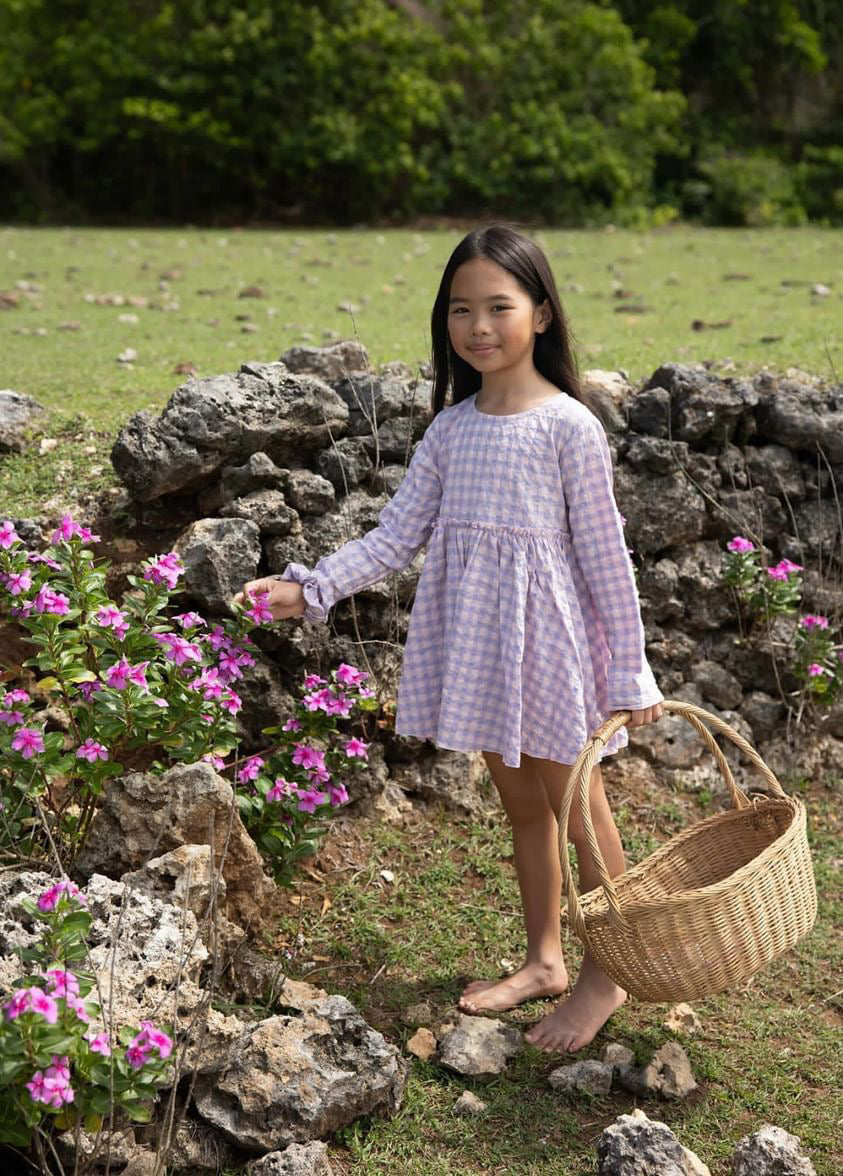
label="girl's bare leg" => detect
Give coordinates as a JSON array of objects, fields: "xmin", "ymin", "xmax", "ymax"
[
  {"xmin": 524, "ymin": 757, "xmax": 627, "ymax": 1052},
  {"xmin": 458, "ymin": 750, "xmax": 569, "ymax": 1013}
]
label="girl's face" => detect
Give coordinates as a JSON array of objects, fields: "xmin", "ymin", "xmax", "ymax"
[{"xmin": 447, "ymin": 257, "xmax": 551, "ymax": 375}]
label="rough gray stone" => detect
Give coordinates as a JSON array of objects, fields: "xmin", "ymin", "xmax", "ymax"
[
  {"xmin": 371, "ymin": 463, "xmax": 408, "ymax": 496},
  {"xmin": 673, "ymin": 542, "xmax": 735, "ymax": 632},
  {"xmin": 284, "ymin": 468, "xmax": 336, "ymax": 514},
  {"xmin": 579, "ymin": 370, "xmax": 634, "ymax": 433},
  {"xmin": 220, "ymin": 489, "xmax": 297, "ymax": 536},
  {"xmin": 597, "ymin": 1109, "xmax": 711, "ymax": 1176},
  {"xmin": 615, "ymin": 466, "xmax": 707, "ymax": 555},
  {"xmin": 317, "ymin": 436, "xmax": 373, "ymax": 492},
  {"xmin": 194, "ymin": 998, "xmax": 406, "ymax": 1152},
  {"xmin": 692, "ymin": 660, "xmax": 743, "ymax": 710},
  {"xmin": 453, "ymin": 1090, "xmax": 488, "ymax": 1116},
  {"xmin": 112, "ymin": 362, "xmax": 348, "ymax": 501},
  {"xmin": 639, "ymin": 558, "xmax": 684, "ymax": 623},
  {"xmin": 280, "ymin": 340, "xmax": 369, "ymax": 380},
  {"xmin": 745, "ymin": 444, "xmax": 805, "ymax": 501},
  {"xmin": 437, "ymin": 1014, "xmax": 523, "ymax": 1081},
  {"xmin": 637, "ymin": 1041, "xmax": 698, "ymax": 1100},
  {"xmin": 403, "ymin": 749, "xmax": 497, "ymax": 817},
  {"xmin": 625, "ymin": 436, "xmax": 689, "ymax": 475},
  {"xmin": 333, "ymin": 372, "xmax": 425, "ymax": 436},
  {"xmin": 360, "ymin": 416, "xmax": 427, "ymax": 462},
  {"xmin": 548, "ymin": 1059, "xmax": 613, "ymax": 1094},
  {"xmin": 176, "ymin": 517, "xmax": 261, "ymax": 613},
  {"xmin": 740, "ymin": 691, "xmax": 785, "ymax": 741},
  {"xmin": 627, "ymin": 712, "xmax": 706, "ymax": 769},
  {"xmin": 645, "ymin": 363, "xmax": 758, "ymax": 445},
  {"xmin": 222, "ymin": 452, "xmax": 288, "ymax": 499},
  {"xmin": 247, "ymin": 1141, "xmax": 331, "ymax": 1175},
  {"xmin": 0, "ymin": 389, "xmax": 47, "ymax": 452},
  {"xmin": 756, "ymin": 378, "xmax": 843, "ymax": 462},
  {"xmin": 732, "ymin": 1124, "xmax": 816, "ymax": 1176},
  {"xmin": 600, "ymin": 1042, "xmax": 636, "ymax": 1069},
  {"xmin": 629, "ymin": 385, "xmax": 671, "ymax": 436}
]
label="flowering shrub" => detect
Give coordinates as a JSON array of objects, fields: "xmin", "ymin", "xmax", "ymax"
[
  {"xmin": 0, "ymin": 516, "xmax": 376, "ymax": 879},
  {"xmin": 722, "ymin": 536, "xmax": 842, "ymax": 704},
  {"xmin": 0, "ymin": 881, "xmax": 171, "ymax": 1148}
]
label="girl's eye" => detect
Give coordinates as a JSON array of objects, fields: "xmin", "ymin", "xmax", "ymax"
[{"xmin": 492, "ymin": 305, "xmax": 511, "ymax": 312}]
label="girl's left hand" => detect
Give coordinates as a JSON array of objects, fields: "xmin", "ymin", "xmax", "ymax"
[{"xmin": 626, "ymin": 703, "xmax": 664, "ymax": 727}]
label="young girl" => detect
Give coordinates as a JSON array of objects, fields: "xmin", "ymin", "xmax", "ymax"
[{"xmin": 237, "ymin": 224, "xmax": 664, "ymax": 1054}]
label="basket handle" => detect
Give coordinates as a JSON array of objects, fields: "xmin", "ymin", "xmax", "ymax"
[{"xmin": 558, "ymin": 699, "xmax": 787, "ymax": 939}]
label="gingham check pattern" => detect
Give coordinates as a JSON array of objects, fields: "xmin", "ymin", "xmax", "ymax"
[{"xmin": 283, "ymin": 392, "xmax": 663, "ymax": 767}]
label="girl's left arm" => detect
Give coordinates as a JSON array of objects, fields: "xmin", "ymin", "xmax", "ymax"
[{"xmin": 560, "ymin": 414, "xmax": 664, "ymax": 712}]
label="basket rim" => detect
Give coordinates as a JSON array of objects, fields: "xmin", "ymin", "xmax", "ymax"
[{"xmin": 576, "ymin": 793, "xmax": 807, "ymax": 925}]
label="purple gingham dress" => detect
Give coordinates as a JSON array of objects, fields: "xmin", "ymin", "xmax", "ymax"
[{"xmin": 283, "ymin": 391, "xmax": 663, "ymax": 767}]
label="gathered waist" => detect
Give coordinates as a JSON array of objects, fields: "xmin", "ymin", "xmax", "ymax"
[{"xmin": 433, "ymin": 516, "xmax": 571, "ymax": 542}]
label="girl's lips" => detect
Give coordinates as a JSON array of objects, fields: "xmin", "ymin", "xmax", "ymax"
[{"xmin": 469, "ymin": 345, "xmax": 497, "ymax": 352}]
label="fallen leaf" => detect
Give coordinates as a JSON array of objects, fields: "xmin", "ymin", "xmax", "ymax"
[
  {"xmin": 321, "ymin": 895, "xmax": 332, "ymax": 916},
  {"xmin": 379, "ymin": 869, "xmax": 395, "ymax": 884}
]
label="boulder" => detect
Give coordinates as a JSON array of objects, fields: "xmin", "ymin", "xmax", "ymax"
[
  {"xmin": 316, "ymin": 437, "xmax": 373, "ymax": 492},
  {"xmin": 220, "ymin": 490, "xmax": 297, "ymax": 536},
  {"xmin": 644, "ymin": 363, "xmax": 758, "ymax": 445},
  {"xmin": 246, "ymin": 1142, "xmax": 331, "ymax": 1175},
  {"xmin": 76, "ymin": 762, "xmax": 276, "ymax": 931},
  {"xmin": 692, "ymin": 660, "xmax": 743, "ymax": 710},
  {"xmin": 615, "ymin": 466, "xmax": 707, "ymax": 555},
  {"xmin": 193, "ymin": 997, "xmax": 406, "ymax": 1152},
  {"xmin": 629, "ymin": 385, "xmax": 671, "ymax": 437},
  {"xmin": 280, "ymin": 340, "xmax": 369, "ymax": 381},
  {"xmin": 333, "ymin": 372, "xmax": 427, "ymax": 436},
  {"xmin": 360, "ymin": 416, "xmax": 427, "ymax": 462},
  {"xmin": 548, "ymin": 1059, "xmax": 613, "ymax": 1094},
  {"xmin": 580, "ymin": 370, "xmax": 634, "ymax": 433},
  {"xmin": 732, "ymin": 1124, "xmax": 816, "ymax": 1176},
  {"xmin": 437, "ymin": 1014, "xmax": 522, "ymax": 1081},
  {"xmin": 283, "ymin": 469, "xmax": 336, "ymax": 514},
  {"xmin": 112, "ymin": 362, "xmax": 348, "ymax": 501},
  {"xmin": 756, "ymin": 379, "xmax": 843, "ymax": 462},
  {"xmin": 453, "ymin": 1090, "xmax": 488, "ymax": 1116}
]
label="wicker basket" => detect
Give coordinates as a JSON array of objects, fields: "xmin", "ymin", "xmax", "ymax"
[{"xmin": 559, "ymin": 700, "xmax": 817, "ymax": 1003}]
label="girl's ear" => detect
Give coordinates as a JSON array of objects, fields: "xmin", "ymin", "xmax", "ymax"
[{"xmin": 535, "ymin": 299, "xmax": 552, "ymax": 334}]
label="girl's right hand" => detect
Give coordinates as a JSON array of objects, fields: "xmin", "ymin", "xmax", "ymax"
[{"xmin": 233, "ymin": 577, "xmax": 307, "ymax": 620}]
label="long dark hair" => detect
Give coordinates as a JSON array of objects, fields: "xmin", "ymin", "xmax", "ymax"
[{"xmin": 430, "ymin": 224, "xmax": 581, "ymax": 417}]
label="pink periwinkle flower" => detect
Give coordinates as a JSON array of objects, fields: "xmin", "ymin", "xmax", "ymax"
[
  {"xmin": 51, "ymin": 513, "xmax": 98, "ymax": 544},
  {"xmin": 143, "ymin": 552, "xmax": 184, "ymax": 590},
  {"xmin": 95, "ymin": 604, "xmax": 129, "ymax": 633},
  {"xmin": 42, "ymin": 968, "xmax": 80, "ymax": 999},
  {"xmin": 292, "ymin": 744, "xmax": 326, "ymax": 772},
  {"xmin": 238, "ymin": 755, "xmax": 264, "ymax": 784},
  {"xmin": 766, "ymin": 558, "xmax": 803, "ymax": 581},
  {"xmin": 201, "ymin": 753, "xmax": 227, "ymax": 771},
  {"xmin": 329, "ymin": 783, "xmax": 349, "ymax": 807},
  {"xmin": 105, "ymin": 657, "xmax": 131, "ymax": 690},
  {"xmin": 727, "ymin": 536, "xmax": 755, "ymax": 554},
  {"xmin": 336, "ymin": 662, "xmax": 368, "ymax": 687},
  {"xmin": 11, "ymin": 726, "xmax": 44, "ymax": 758},
  {"xmin": 6, "ymin": 568, "xmax": 32, "ymax": 596},
  {"xmin": 84, "ymin": 1029, "xmax": 111, "ymax": 1056},
  {"xmin": 0, "ymin": 709, "xmax": 23, "ymax": 726},
  {"xmin": 807, "ymin": 663, "xmax": 826, "ymax": 676},
  {"xmin": 324, "ymin": 693, "xmax": 352, "ymax": 718},
  {"xmin": 76, "ymin": 679, "xmax": 102, "ymax": 701},
  {"xmin": 344, "ymin": 737, "xmax": 369, "ymax": 760},
  {"xmin": 308, "ymin": 765, "xmax": 331, "ymax": 785},
  {"xmin": 66, "ymin": 995, "xmax": 91, "ymax": 1023},
  {"xmin": 266, "ymin": 777, "xmax": 293, "ymax": 803},
  {"xmin": 282, "ymin": 717, "xmax": 302, "ymax": 732},
  {"xmin": 205, "ymin": 625, "xmax": 229, "ymax": 651},
  {"xmin": 76, "ymin": 738, "xmax": 109, "ymax": 763},
  {"xmin": 303, "ymin": 673, "xmax": 327, "ymax": 689},
  {"xmin": 0, "ymin": 520, "xmax": 20, "ymax": 549},
  {"xmin": 156, "ymin": 633, "xmax": 202, "ymax": 666},
  {"xmin": 6, "ymin": 986, "xmax": 59, "ymax": 1024},
  {"xmin": 3, "ymin": 688, "xmax": 30, "ymax": 706},
  {"xmin": 36, "ymin": 879, "xmax": 87, "ymax": 912},
  {"xmin": 34, "ymin": 585, "xmax": 70, "ymax": 616},
  {"xmin": 296, "ymin": 786, "xmax": 328, "ymax": 814},
  {"xmin": 173, "ymin": 611, "xmax": 205, "ymax": 630},
  {"xmin": 126, "ymin": 1022, "xmax": 172, "ymax": 1067},
  {"xmin": 244, "ymin": 590, "xmax": 274, "ymax": 624},
  {"xmin": 800, "ymin": 614, "xmax": 829, "ymax": 630},
  {"xmin": 126, "ymin": 1043, "xmax": 151, "ymax": 1069},
  {"xmin": 358, "ymin": 687, "xmax": 375, "ymax": 700},
  {"xmin": 303, "ymin": 688, "xmax": 332, "ymax": 713},
  {"xmin": 220, "ymin": 690, "xmax": 242, "ymax": 715}
]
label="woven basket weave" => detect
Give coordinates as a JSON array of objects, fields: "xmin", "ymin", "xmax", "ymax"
[{"xmin": 559, "ymin": 700, "xmax": 817, "ymax": 1003}]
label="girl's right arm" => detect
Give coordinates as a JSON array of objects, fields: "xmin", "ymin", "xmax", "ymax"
[{"xmin": 237, "ymin": 411, "xmax": 445, "ymax": 621}]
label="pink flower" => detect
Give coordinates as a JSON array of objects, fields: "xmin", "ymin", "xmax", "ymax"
[
  {"xmin": 105, "ymin": 657, "xmax": 131, "ymax": 690},
  {"xmin": 304, "ymin": 673, "xmax": 327, "ymax": 689},
  {"xmin": 76, "ymin": 739, "xmax": 109, "ymax": 763},
  {"xmin": 84, "ymin": 1029, "xmax": 111, "ymax": 1056},
  {"xmin": 138, "ymin": 1020, "xmax": 173, "ymax": 1058},
  {"xmin": 324, "ymin": 693, "xmax": 352, "ymax": 718},
  {"xmin": 66, "ymin": 995, "xmax": 90, "ymax": 1023},
  {"xmin": 329, "ymin": 783, "xmax": 349, "ymax": 806},
  {"xmin": 6, "ymin": 568, "xmax": 32, "ymax": 596},
  {"xmin": 3, "ymin": 688, "xmax": 30, "ymax": 706},
  {"xmin": 358, "ymin": 687, "xmax": 375, "ymax": 700},
  {"xmin": 11, "ymin": 726, "xmax": 44, "ymax": 758},
  {"xmin": 6, "ymin": 986, "xmax": 59, "ymax": 1024},
  {"xmin": 36, "ymin": 879, "xmax": 87, "ymax": 912},
  {"xmin": 173, "ymin": 611, "xmax": 205, "ymax": 630},
  {"xmin": 95, "ymin": 604, "xmax": 128, "ymax": 633},
  {"xmin": 42, "ymin": 968, "xmax": 79, "ymax": 999},
  {"xmin": 51, "ymin": 513, "xmax": 98, "ymax": 544},
  {"xmin": 282, "ymin": 717, "xmax": 302, "ymax": 732},
  {"xmin": 245, "ymin": 591, "xmax": 274, "ymax": 624},
  {"xmin": 76, "ymin": 680, "xmax": 102, "ymax": 701},
  {"xmin": 292, "ymin": 744, "xmax": 325, "ymax": 772},
  {"xmin": 336, "ymin": 662, "xmax": 368, "ymax": 686},
  {"xmin": 220, "ymin": 690, "xmax": 242, "ymax": 715},
  {"xmin": 807, "ymin": 663, "xmax": 826, "ymax": 676},
  {"xmin": 26, "ymin": 1070, "xmax": 49, "ymax": 1103},
  {"xmin": 800, "ymin": 614, "xmax": 829, "ymax": 630},
  {"xmin": 308, "ymin": 765, "xmax": 331, "ymax": 785},
  {"xmin": 266, "ymin": 776, "xmax": 292, "ymax": 803},
  {"xmin": 0, "ymin": 710, "xmax": 23, "ymax": 726},
  {"xmin": 0, "ymin": 520, "xmax": 19, "ymax": 549},
  {"xmin": 766, "ymin": 558, "xmax": 803, "ymax": 580},
  {"xmin": 126, "ymin": 1043, "xmax": 151, "ymax": 1069},
  {"xmin": 201, "ymin": 753, "xmax": 227, "ymax": 771},
  {"xmin": 155, "ymin": 633, "xmax": 202, "ymax": 666},
  {"xmin": 143, "ymin": 552, "xmax": 184, "ymax": 590},
  {"xmin": 344, "ymin": 737, "xmax": 369, "ymax": 760},
  {"xmin": 238, "ymin": 755, "xmax": 264, "ymax": 783},
  {"xmin": 302, "ymin": 688, "xmax": 330, "ymax": 712},
  {"xmin": 33, "ymin": 585, "xmax": 70, "ymax": 615},
  {"xmin": 727, "ymin": 536, "xmax": 755, "ymax": 554},
  {"xmin": 296, "ymin": 787, "xmax": 328, "ymax": 813}
]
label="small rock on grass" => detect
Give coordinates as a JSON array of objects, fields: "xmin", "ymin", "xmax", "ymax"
[
  {"xmin": 663, "ymin": 1003, "xmax": 702, "ymax": 1035},
  {"xmin": 438, "ymin": 1013, "xmax": 523, "ymax": 1081},
  {"xmin": 453, "ymin": 1090, "xmax": 488, "ymax": 1117},
  {"xmin": 406, "ymin": 1027, "xmax": 437, "ymax": 1061},
  {"xmin": 247, "ymin": 1141, "xmax": 331, "ymax": 1174},
  {"xmin": 613, "ymin": 1041, "xmax": 698, "ymax": 1100},
  {"xmin": 402, "ymin": 1000, "xmax": 433, "ymax": 1027},
  {"xmin": 597, "ymin": 1109, "xmax": 710, "ymax": 1176},
  {"xmin": 549, "ymin": 1058, "xmax": 613, "ymax": 1094},
  {"xmin": 732, "ymin": 1124, "xmax": 817, "ymax": 1176}
]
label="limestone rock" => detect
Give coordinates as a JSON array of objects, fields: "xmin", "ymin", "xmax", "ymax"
[
  {"xmin": 284, "ymin": 468, "xmax": 336, "ymax": 514},
  {"xmin": 77, "ymin": 762, "xmax": 276, "ymax": 931},
  {"xmin": 402, "ymin": 1001, "xmax": 434, "ymax": 1027},
  {"xmin": 176, "ymin": 517, "xmax": 261, "ymax": 613},
  {"xmin": 281, "ymin": 340, "xmax": 369, "ymax": 381},
  {"xmin": 600, "ymin": 1042, "xmax": 636, "ymax": 1069},
  {"xmin": 616, "ymin": 1042, "xmax": 698, "ymax": 1100},
  {"xmin": 580, "ymin": 369, "xmax": 634, "ymax": 433},
  {"xmin": 597, "ymin": 1109, "xmax": 711, "ymax": 1176},
  {"xmin": 112, "ymin": 362, "xmax": 348, "ymax": 501},
  {"xmin": 407, "ymin": 1027, "xmax": 437, "ymax": 1061},
  {"xmin": 194, "ymin": 998, "xmax": 406, "ymax": 1152},
  {"xmin": 732, "ymin": 1124, "xmax": 816, "ymax": 1176},
  {"xmin": 220, "ymin": 489, "xmax": 298, "ymax": 536},
  {"xmin": 756, "ymin": 378, "xmax": 843, "ymax": 462},
  {"xmin": 629, "ymin": 385, "xmax": 671, "ymax": 436},
  {"xmin": 645, "ymin": 363, "xmax": 758, "ymax": 445},
  {"xmin": 360, "ymin": 415, "xmax": 427, "ymax": 462},
  {"xmin": 453, "ymin": 1090, "xmax": 488, "ymax": 1116},
  {"xmin": 692, "ymin": 660, "xmax": 743, "ymax": 710},
  {"xmin": 402, "ymin": 749, "xmax": 497, "ymax": 817},
  {"xmin": 0, "ymin": 389, "xmax": 47, "ymax": 452},
  {"xmin": 247, "ymin": 1141, "xmax": 331, "ymax": 1175},
  {"xmin": 664, "ymin": 1004, "xmax": 702, "ymax": 1036},
  {"xmin": 615, "ymin": 466, "xmax": 707, "ymax": 556},
  {"xmin": 437, "ymin": 1014, "xmax": 523, "ymax": 1081},
  {"xmin": 548, "ymin": 1059, "xmax": 613, "ymax": 1094},
  {"xmin": 316, "ymin": 436, "xmax": 373, "ymax": 492},
  {"xmin": 333, "ymin": 372, "xmax": 426, "ymax": 436}
]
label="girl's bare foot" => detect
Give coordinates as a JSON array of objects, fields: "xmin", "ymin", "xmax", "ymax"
[
  {"xmin": 459, "ymin": 960, "xmax": 569, "ymax": 1014},
  {"xmin": 524, "ymin": 956, "xmax": 625, "ymax": 1052}
]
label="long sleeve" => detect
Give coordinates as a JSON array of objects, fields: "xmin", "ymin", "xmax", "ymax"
[
  {"xmin": 281, "ymin": 412, "xmax": 445, "ymax": 622},
  {"xmin": 560, "ymin": 413, "xmax": 663, "ymax": 710}
]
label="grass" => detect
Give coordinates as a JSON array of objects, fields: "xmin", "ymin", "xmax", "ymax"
[{"xmin": 257, "ymin": 772, "xmax": 842, "ymax": 1176}]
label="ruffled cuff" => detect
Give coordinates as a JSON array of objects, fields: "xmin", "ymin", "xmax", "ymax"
[
  {"xmin": 277, "ymin": 563, "xmax": 331, "ymax": 623},
  {"xmin": 607, "ymin": 664, "xmax": 664, "ymax": 711}
]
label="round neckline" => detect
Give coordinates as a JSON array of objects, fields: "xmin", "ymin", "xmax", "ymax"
[{"xmin": 471, "ymin": 391, "xmax": 566, "ymax": 418}]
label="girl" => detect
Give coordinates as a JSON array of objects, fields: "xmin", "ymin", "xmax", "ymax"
[{"xmin": 237, "ymin": 224, "xmax": 663, "ymax": 1054}]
